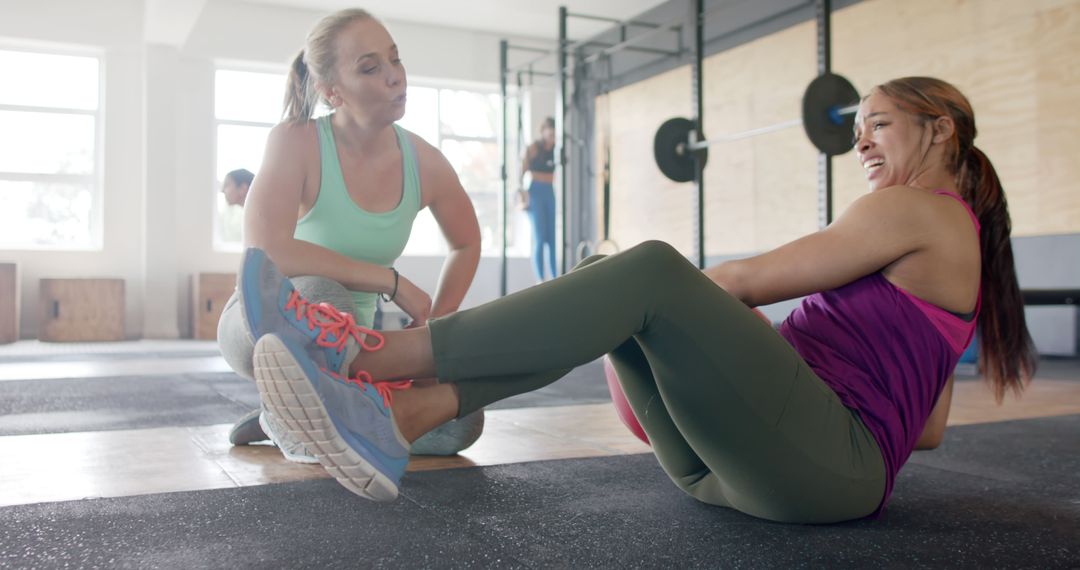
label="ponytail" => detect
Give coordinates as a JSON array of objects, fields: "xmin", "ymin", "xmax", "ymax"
[
  {"xmin": 282, "ymin": 9, "xmax": 374, "ymax": 122},
  {"xmin": 876, "ymin": 77, "xmax": 1038, "ymax": 402},
  {"xmin": 283, "ymin": 50, "xmax": 313, "ymax": 122},
  {"xmin": 959, "ymin": 146, "xmax": 1038, "ymax": 401}
]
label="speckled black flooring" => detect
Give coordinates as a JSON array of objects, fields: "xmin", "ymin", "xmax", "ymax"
[
  {"xmin": 0, "ymin": 361, "xmax": 609, "ymax": 436},
  {"xmin": 1, "ymin": 414, "xmax": 1077, "ymax": 569},
  {"xmin": 0, "ymin": 373, "xmax": 260, "ymax": 436},
  {"xmin": 0, "ymin": 350, "xmax": 224, "ymax": 364}
]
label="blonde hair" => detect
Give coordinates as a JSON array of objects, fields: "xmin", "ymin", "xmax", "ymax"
[{"xmin": 282, "ymin": 8, "xmax": 375, "ymax": 121}]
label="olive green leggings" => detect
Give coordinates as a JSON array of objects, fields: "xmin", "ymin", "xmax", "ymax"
[{"xmin": 428, "ymin": 240, "xmax": 885, "ymax": 523}]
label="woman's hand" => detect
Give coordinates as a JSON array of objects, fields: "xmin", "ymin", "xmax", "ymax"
[{"xmin": 391, "ymin": 273, "xmax": 433, "ymax": 327}]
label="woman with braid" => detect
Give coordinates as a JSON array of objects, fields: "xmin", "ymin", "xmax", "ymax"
[{"xmin": 238, "ymin": 77, "xmax": 1035, "ymax": 523}]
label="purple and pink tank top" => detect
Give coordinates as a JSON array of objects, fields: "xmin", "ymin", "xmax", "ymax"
[{"xmin": 778, "ymin": 190, "xmax": 981, "ymax": 516}]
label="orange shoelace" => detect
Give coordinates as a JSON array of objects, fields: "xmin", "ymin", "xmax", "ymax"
[
  {"xmin": 324, "ymin": 369, "xmax": 412, "ymax": 408},
  {"xmin": 285, "ymin": 290, "xmax": 385, "ymax": 353},
  {"xmin": 285, "ymin": 289, "xmax": 409, "ymax": 407}
]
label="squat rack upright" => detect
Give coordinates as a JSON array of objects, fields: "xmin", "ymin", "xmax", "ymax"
[
  {"xmin": 499, "ymin": 7, "xmax": 683, "ymax": 295},
  {"xmin": 499, "ymin": 0, "xmax": 843, "ymax": 285}
]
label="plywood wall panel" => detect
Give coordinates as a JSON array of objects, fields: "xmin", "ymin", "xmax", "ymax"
[
  {"xmin": 601, "ymin": 0, "xmax": 1080, "ymax": 255},
  {"xmin": 831, "ymin": 0, "xmax": 1078, "ymax": 236},
  {"xmin": 604, "ymin": 66, "xmax": 693, "ymax": 255},
  {"xmin": 710, "ymin": 23, "xmax": 818, "ymax": 254},
  {"xmin": 1032, "ymin": 3, "xmax": 1080, "ymax": 232}
]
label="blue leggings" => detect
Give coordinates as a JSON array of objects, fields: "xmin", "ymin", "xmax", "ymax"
[{"xmin": 527, "ymin": 181, "xmax": 557, "ymax": 281}]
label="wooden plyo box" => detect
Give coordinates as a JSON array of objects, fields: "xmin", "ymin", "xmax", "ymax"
[
  {"xmin": 191, "ymin": 273, "xmax": 236, "ymax": 340},
  {"xmin": 38, "ymin": 279, "xmax": 125, "ymax": 342},
  {"xmin": 0, "ymin": 263, "xmax": 17, "ymax": 344}
]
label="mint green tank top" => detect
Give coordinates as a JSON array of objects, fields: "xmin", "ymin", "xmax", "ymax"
[{"xmin": 294, "ymin": 115, "xmax": 421, "ymax": 327}]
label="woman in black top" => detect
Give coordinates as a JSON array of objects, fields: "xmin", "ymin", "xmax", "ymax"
[{"xmin": 520, "ymin": 117, "xmax": 557, "ymax": 282}]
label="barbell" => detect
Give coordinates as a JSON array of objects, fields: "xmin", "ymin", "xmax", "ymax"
[{"xmin": 654, "ymin": 73, "xmax": 861, "ymax": 182}]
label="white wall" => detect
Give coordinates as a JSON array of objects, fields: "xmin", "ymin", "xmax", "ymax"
[
  {"xmin": 1, "ymin": 0, "xmax": 547, "ymax": 339},
  {"xmin": 1, "ymin": 0, "xmax": 147, "ymax": 338}
]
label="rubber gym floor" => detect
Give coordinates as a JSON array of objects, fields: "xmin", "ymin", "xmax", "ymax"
[{"xmin": 0, "ymin": 340, "xmax": 1077, "ymax": 568}]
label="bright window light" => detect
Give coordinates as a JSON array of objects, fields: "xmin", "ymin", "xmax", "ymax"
[
  {"xmin": 216, "ymin": 124, "xmax": 271, "ymax": 182},
  {"xmin": 396, "ymin": 86, "xmax": 438, "ymax": 145},
  {"xmin": 0, "ymin": 48, "xmax": 100, "ymax": 250},
  {"xmin": 0, "ymin": 111, "xmax": 95, "ymax": 174},
  {"xmin": 0, "ymin": 50, "xmax": 98, "ymax": 110},
  {"xmin": 401, "ymin": 84, "xmax": 526, "ymax": 258},
  {"xmin": 213, "ymin": 68, "xmax": 286, "ymax": 250},
  {"xmin": 215, "ymin": 69, "xmax": 287, "ymax": 124}
]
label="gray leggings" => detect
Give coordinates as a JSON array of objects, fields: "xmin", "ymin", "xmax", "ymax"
[
  {"xmin": 217, "ymin": 275, "xmax": 483, "ymax": 455},
  {"xmin": 429, "ymin": 241, "xmax": 886, "ymax": 523},
  {"xmin": 218, "ymin": 276, "xmax": 357, "ymax": 380}
]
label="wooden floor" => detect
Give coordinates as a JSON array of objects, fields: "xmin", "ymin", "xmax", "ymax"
[{"xmin": 1, "ymin": 341, "xmax": 1078, "ymax": 508}]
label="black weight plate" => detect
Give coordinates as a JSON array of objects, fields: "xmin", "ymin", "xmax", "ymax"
[
  {"xmin": 654, "ymin": 117, "xmax": 707, "ymax": 182},
  {"xmin": 802, "ymin": 73, "xmax": 860, "ymax": 155}
]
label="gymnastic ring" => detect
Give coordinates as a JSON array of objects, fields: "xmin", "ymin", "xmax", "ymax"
[
  {"xmin": 575, "ymin": 240, "xmax": 593, "ymax": 264},
  {"xmin": 595, "ymin": 239, "xmax": 620, "ymax": 255}
]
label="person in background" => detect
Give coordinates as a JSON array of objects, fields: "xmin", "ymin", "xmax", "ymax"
[
  {"xmin": 218, "ymin": 168, "xmax": 253, "ymax": 244},
  {"xmin": 222, "ymin": 168, "xmax": 254, "ymax": 207},
  {"xmin": 520, "ymin": 117, "xmax": 557, "ymax": 282}
]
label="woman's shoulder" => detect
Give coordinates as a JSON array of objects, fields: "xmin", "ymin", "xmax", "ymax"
[
  {"xmin": 395, "ymin": 125, "xmax": 434, "ymax": 153},
  {"xmin": 395, "ymin": 126, "xmax": 439, "ymax": 164},
  {"xmin": 395, "ymin": 126, "xmax": 456, "ymax": 179},
  {"xmin": 261, "ymin": 119, "xmax": 319, "ymax": 171},
  {"xmin": 266, "ymin": 119, "xmax": 320, "ymax": 153},
  {"xmin": 852, "ymin": 185, "xmax": 944, "ymax": 216},
  {"xmin": 271, "ymin": 118, "xmax": 318, "ymax": 139},
  {"xmin": 846, "ymin": 186, "xmax": 969, "ymax": 243}
]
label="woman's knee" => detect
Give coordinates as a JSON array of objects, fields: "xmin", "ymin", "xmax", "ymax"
[
  {"xmin": 216, "ymin": 275, "xmax": 352, "ymax": 380},
  {"xmin": 622, "ymin": 240, "xmax": 690, "ymax": 273},
  {"xmin": 632, "ymin": 240, "xmax": 681, "ymax": 259},
  {"xmin": 217, "ymin": 293, "xmax": 255, "ymax": 379},
  {"xmin": 572, "ymin": 254, "xmax": 607, "ymax": 271},
  {"xmin": 291, "ymin": 275, "xmax": 354, "ymax": 316}
]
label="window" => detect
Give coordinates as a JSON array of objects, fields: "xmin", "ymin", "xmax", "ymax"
[
  {"xmin": 398, "ymin": 84, "xmax": 528, "ymax": 257},
  {"xmin": 212, "ymin": 72, "xmax": 526, "ymax": 257},
  {"xmin": 213, "ymin": 68, "xmax": 286, "ymax": 250},
  {"xmin": 0, "ymin": 48, "xmax": 101, "ymax": 249}
]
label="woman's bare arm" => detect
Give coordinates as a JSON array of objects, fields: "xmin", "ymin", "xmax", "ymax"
[
  {"xmin": 415, "ymin": 135, "xmax": 481, "ymax": 319},
  {"xmin": 243, "ymin": 122, "xmax": 403, "ymax": 298},
  {"xmin": 704, "ymin": 186, "xmax": 936, "ymax": 306}
]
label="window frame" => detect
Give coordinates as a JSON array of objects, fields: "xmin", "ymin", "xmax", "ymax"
[
  {"xmin": 209, "ymin": 69, "xmax": 524, "ymax": 257},
  {"xmin": 211, "ymin": 63, "xmax": 287, "ymax": 252},
  {"xmin": 402, "ymin": 77, "xmax": 525, "ymax": 258},
  {"xmin": 0, "ymin": 43, "xmax": 105, "ymax": 251}
]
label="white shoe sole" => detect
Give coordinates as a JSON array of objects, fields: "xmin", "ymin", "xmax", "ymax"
[
  {"xmin": 258, "ymin": 410, "xmax": 319, "ymax": 464},
  {"xmin": 253, "ymin": 334, "xmax": 399, "ymax": 502}
]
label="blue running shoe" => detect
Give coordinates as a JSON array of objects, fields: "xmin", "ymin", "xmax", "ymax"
[
  {"xmin": 238, "ymin": 247, "xmax": 383, "ymax": 377},
  {"xmin": 228, "ymin": 405, "xmax": 319, "ymax": 464},
  {"xmin": 228, "ymin": 408, "xmax": 266, "ymax": 445},
  {"xmin": 253, "ymin": 333, "xmax": 411, "ymax": 501},
  {"xmin": 258, "ymin": 405, "xmax": 319, "ymax": 464}
]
